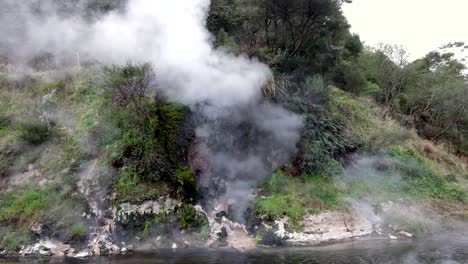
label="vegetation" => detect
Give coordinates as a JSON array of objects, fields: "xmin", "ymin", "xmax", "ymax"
[
  {"xmin": 0, "ymin": 228, "xmax": 31, "ymax": 252},
  {"xmin": 68, "ymin": 223, "xmax": 87, "ymax": 242},
  {"xmin": 0, "ymin": 0, "xmax": 467, "ymax": 251},
  {"xmin": 256, "ymin": 169, "xmax": 342, "ymax": 224},
  {"xmin": 177, "ymin": 204, "xmax": 208, "ymax": 230}
]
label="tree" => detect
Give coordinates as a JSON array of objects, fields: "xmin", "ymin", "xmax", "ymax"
[
  {"xmin": 103, "ymin": 63, "xmax": 155, "ymax": 119},
  {"xmin": 402, "ymin": 51, "xmax": 468, "ymax": 152},
  {"xmin": 358, "ymin": 44, "xmax": 408, "ymax": 105}
]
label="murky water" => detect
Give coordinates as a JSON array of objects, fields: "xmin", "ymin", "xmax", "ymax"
[{"xmin": 2, "ymin": 235, "xmax": 468, "ymax": 264}]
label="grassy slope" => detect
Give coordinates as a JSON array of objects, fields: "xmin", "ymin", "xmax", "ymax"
[
  {"xmin": 256, "ymin": 87, "xmax": 468, "ymax": 226},
  {"xmin": 0, "ymin": 67, "xmax": 196, "ymax": 250},
  {"xmin": 0, "ymin": 68, "xmax": 467, "ymax": 249}
]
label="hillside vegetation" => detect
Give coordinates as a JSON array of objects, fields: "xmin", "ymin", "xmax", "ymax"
[{"xmin": 0, "ymin": 0, "xmax": 467, "ymax": 252}]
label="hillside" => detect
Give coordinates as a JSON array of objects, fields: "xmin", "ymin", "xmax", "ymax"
[
  {"xmin": 0, "ymin": 0, "xmax": 467, "ymax": 258},
  {"xmin": 0, "ymin": 65, "xmax": 466, "ymax": 255}
]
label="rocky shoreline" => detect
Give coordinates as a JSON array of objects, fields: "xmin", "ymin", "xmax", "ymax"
[{"xmin": 0, "ymin": 204, "xmax": 418, "ymax": 259}]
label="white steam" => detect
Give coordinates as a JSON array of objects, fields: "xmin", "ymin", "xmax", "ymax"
[
  {"xmin": 1, "ymin": 0, "xmax": 270, "ymax": 107},
  {"xmin": 1, "ymin": 0, "xmax": 303, "ymax": 220}
]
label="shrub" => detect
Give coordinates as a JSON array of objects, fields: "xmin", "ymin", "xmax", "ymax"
[
  {"xmin": 176, "ymin": 167, "xmax": 197, "ymax": 199},
  {"xmin": 17, "ymin": 119, "xmax": 53, "ymax": 145},
  {"xmin": 0, "ymin": 147, "xmax": 17, "ymax": 178},
  {"xmin": 68, "ymin": 223, "xmax": 87, "ymax": 242},
  {"xmin": 0, "ymin": 115, "xmax": 11, "ymax": 129},
  {"xmin": 333, "ymin": 61, "xmax": 367, "ymax": 95},
  {"xmin": 103, "ymin": 63, "xmax": 155, "ymax": 118},
  {"xmin": 362, "ymin": 81, "xmax": 382, "ymax": 97},
  {"xmin": 178, "ymin": 204, "xmax": 207, "ymax": 230},
  {"xmin": 295, "ymin": 114, "xmax": 354, "ymax": 175}
]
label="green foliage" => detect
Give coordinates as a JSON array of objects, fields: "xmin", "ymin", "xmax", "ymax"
[
  {"xmin": 256, "ymin": 170, "xmax": 342, "ymax": 224},
  {"xmin": 69, "ymin": 223, "xmax": 87, "ymax": 242},
  {"xmin": 178, "ymin": 204, "xmax": 207, "ymax": 230},
  {"xmin": 402, "ymin": 51, "xmax": 467, "ymax": 152},
  {"xmin": 304, "ymin": 75, "xmax": 331, "ymax": 106},
  {"xmin": 362, "ymin": 81, "xmax": 382, "ymax": 97},
  {"xmin": 176, "ymin": 167, "xmax": 197, "ymax": 199},
  {"xmin": 208, "ymin": 0, "xmax": 359, "ymax": 74},
  {"xmin": 100, "ymin": 64, "xmax": 194, "ymax": 203},
  {"xmin": 102, "ymin": 63, "xmax": 154, "ymax": 118},
  {"xmin": 0, "ymin": 115, "xmax": 11, "ymax": 130},
  {"xmin": 0, "ymin": 146, "xmax": 17, "ymax": 178},
  {"xmin": 275, "ymin": 78, "xmax": 355, "ymax": 175},
  {"xmin": 113, "ymin": 168, "xmax": 162, "ymax": 204},
  {"xmin": 386, "ymin": 146, "xmax": 466, "ymax": 201},
  {"xmin": 17, "ymin": 119, "xmax": 53, "ymax": 145},
  {"xmin": 214, "ymin": 29, "xmax": 239, "ymax": 52},
  {"xmin": 328, "ymin": 88, "xmax": 414, "ymax": 150},
  {"xmin": 0, "ymin": 228, "xmax": 31, "ymax": 252},
  {"xmin": 0, "ymin": 186, "xmax": 52, "ymax": 225},
  {"xmin": 256, "ymin": 194, "xmax": 306, "ymax": 224},
  {"xmin": 333, "ymin": 60, "xmax": 367, "ymax": 95},
  {"xmin": 207, "ymin": 0, "xmax": 241, "ymax": 34},
  {"xmin": 338, "ymin": 147, "xmax": 466, "ymax": 202},
  {"xmin": 40, "ymin": 135, "xmax": 84, "ymax": 176},
  {"xmin": 296, "ymin": 113, "xmax": 354, "ymax": 175}
]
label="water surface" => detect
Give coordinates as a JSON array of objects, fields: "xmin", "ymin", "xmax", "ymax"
[{"xmin": 2, "ymin": 235, "xmax": 467, "ymax": 264}]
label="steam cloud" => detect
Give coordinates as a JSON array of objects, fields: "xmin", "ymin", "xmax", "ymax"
[{"xmin": 1, "ymin": 0, "xmax": 303, "ymax": 220}]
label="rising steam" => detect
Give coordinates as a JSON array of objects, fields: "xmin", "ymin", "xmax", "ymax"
[{"xmin": 1, "ymin": 0, "xmax": 303, "ymax": 220}]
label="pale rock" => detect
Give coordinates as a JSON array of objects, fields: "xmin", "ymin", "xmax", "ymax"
[
  {"xmin": 74, "ymin": 251, "xmax": 90, "ymax": 258},
  {"xmin": 399, "ymin": 231, "xmax": 413, "ymax": 238},
  {"xmin": 38, "ymin": 246, "xmax": 52, "ymax": 256},
  {"xmin": 285, "ymin": 211, "xmax": 374, "ymax": 246},
  {"xmin": 30, "ymin": 223, "xmax": 44, "ymax": 235}
]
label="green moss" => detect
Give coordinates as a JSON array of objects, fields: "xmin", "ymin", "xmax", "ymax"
[{"xmin": 175, "ymin": 167, "xmax": 197, "ymax": 198}]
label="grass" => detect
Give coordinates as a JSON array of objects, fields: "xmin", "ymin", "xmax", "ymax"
[
  {"xmin": 113, "ymin": 167, "xmax": 168, "ymax": 204},
  {"xmin": 69, "ymin": 223, "xmax": 87, "ymax": 242},
  {"xmin": 255, "ymin": 170, "xmax": 342, "ymax": 224},
  {"xmin": 257, "ymin": 142, "xmax": 467, "ymax": 224},
  {"xmin": 387, "ymin": 146, "xmax": 466, "ymax": 202},
  {"xmin": 328, "ymin": 87, "xmax": 414, "ymax": 149},
  {"xmin": 0, "ymin": 227, "xmax": 31, "ymax": 252},
  {"xmin": 0, "ymin": 185, "xmax": 52, "ymax": 225}
]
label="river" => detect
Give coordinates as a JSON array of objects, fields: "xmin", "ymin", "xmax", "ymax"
[{"xmin": 1, "ymin": 235, "xmax": 467, "ymax": 264}]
